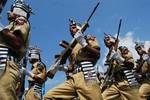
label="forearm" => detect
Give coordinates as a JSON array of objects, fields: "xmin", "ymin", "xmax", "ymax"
[
  {"xmin": 143, "ymin": 54, "xmax": 150, "ymax": 65},
  {"xmin": 34, "ymin": 75, "xmax": 44, "ymax": 82},
  {"xmin": 67, "ymin": 64, "xmax": 75, "ymax": 72},
  {"xmin": 1, "ymin": 28, "xmax": 23, "ymax": 49},
  {"xmin": 36, "ymin": 67, "xmax": 47, "ymax": 82},
  {"xmin": 121, "ymin": 57, "xmax": 134, "ymax": 69},
  {"xmin": 123, "ymin": 61, "xmax": 134, "ymax": 69},
  {"xmin": 82, "ymin": 45, "xmax": 100, "ymax": 59}
]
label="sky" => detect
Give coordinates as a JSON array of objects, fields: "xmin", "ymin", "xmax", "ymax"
[{"xmin": 0, "ymin": 0, "xmax": 150, "ymax": 95}]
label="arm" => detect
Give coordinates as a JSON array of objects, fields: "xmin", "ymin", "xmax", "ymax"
[
  {"xmin": 0, "ymin": 28, "xmax": 23, "ymax": 49},
  {"xmin": 143, "ymin": 54, "xmax": 150, "ymax": 65},
  {"xmin": 0, "ymin": 17, "xmax": 29, "ymax": 50},
  {"xmin": 33, "ymin": 63, "xmax": 47, "ymax": 83},
  {"xmin": 112, "ymin": 51, "xmax": 134, "ymax": 69},
  {"xmin": 66, "ymin": 64, "xmax": 75, "ymax": 72},
  {"xmin": 82, "ymin": 46, "xmax": 100, "ymax": 59},
  {"xmin": 74, "ymin": 31, "xmax": 100, "ymax": 59},
  {"xmin": 123, "ymin": 57, "xmax": 134, "ymax": 69}
]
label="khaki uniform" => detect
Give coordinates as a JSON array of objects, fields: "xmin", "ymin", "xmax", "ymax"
[
  {"xmin": 44, "ymin": 36, "xmax": 103, "ymax": 100},
  {"xmin": 0, "ymin": 17, "xmax": 30, "ymax": 100},
  {"xmin": 102, "ymin": 51, "xmax": 141, "ymax": 100},
  {"xmin": 137, "ymin": 57, "xmax": 150, "ymax": 100},
  {"xmin": 25, "ymin": 61, "xmax": 46, "ymax": 100}
]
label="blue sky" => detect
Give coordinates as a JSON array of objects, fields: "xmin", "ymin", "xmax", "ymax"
[{"xmin": 1, "ymin": 0, "xmax": 150, "ymax": 94}]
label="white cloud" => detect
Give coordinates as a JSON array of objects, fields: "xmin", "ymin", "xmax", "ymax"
[
  {"xmin": 119, "ymin": 32, "xmax": 150, "ymax": 60},
  {"xmin": 119, "ymin": 32, "xmax": 139, "ymax": 60},
  {"xmin": 144, "ymin": 41, "xmax": 150, "ymax": 52}
]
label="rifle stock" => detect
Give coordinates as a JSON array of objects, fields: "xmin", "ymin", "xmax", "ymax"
[
  {"xmin": 47, "ymin": 2, "xmax": 100, "ymax": 79},
  {"xmin": 59, "ymin": 40, "xmax": 69, "ymax": 49},
  {"xmin": 80, "ymin": 21, "xmax": 89, "ymax": 32}
]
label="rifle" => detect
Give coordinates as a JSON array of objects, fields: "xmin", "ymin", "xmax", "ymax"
[
  {"xmin": 47, "ymin": 2, "xmax": 100, "ymax": 79},
  {"xmin": 101, "ymin": 19, "xmax": 122, "ymax": 92},
  {"xmin": 59, "ymin": 40, "xmax": 69, "ymax": 49}
]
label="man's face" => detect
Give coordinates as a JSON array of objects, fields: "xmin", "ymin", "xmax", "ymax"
[
  {"xmin": 70, "ymin": 24, "xmax": 78, "ymax": 36},
  {"xmin": 104, "ymin": 37, "xmax": 114, "ymax": 48},
  {"xmin": 121, "ymin": 48, "xmax": 129, "ymax": 57},
  {"xmin": 29, "ymin": 58, "xmax": 38, "ymax": 64},
  {"xmin": 136, "ymin": 47, "xmax": 144, "ymax": 55}
]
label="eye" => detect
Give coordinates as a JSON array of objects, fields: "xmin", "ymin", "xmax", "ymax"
[
  {"xmin": 137, "ymin": 47, "xmax": 142, "ymax": 51},
  {"xmin": 105, "ymin": 37, "xmax": 110, "ymax": 41},
  {"xmin": 71, "ymin": 27, "xmax": 76, "ymax": 29}
]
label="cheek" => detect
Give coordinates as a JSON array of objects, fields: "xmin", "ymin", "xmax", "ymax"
[
  {"xmin": 137, "ymin": 51, "xmax": 142, "ymax": 54},
  {"xmin": 73, "ymin": 28, "xmax": 77, "ymax": 32},
  {"xmin": 8, "ymin": 13, "xmax": 15, "ymax": 18},
  {"xmin": 107, "ymin": 41, "xmax": 112, "ymax": 45}
]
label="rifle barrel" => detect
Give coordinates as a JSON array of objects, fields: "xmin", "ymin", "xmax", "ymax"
[
  {"xmin": 116, "ymin": 19, "xmax": 122, "ymax": 40},
  {"xmin": 87, "ymin": 2, "xmax": 100, "ymax": 22}
]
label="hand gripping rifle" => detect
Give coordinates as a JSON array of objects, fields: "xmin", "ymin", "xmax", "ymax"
[
  {"xmin": 47, "ymin": 2, "xmax": 100, "ymax": 79},
  {"xmin": 101, "ymin": 19, "xmax": 122, "ymax": 92}
]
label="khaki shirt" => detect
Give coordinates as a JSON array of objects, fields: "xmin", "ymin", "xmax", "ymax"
[
  {"xmin": 69, "ymin": 35, "xmax": 100, "ymax": 65},
  {"xmin": 140, "ymin": 54, "xmax": 150, "ymax": 74},
  {"xmin": 141, "ymin": 62, "xmax": 150, "ymax": 74},
  {"xmin": 28, "ymin": 61, "xmax": 46, "ymax": 83},
  {"xmin": 111, "ymin": 50, "xmax": 134, "ymax": 72},
  {"xmin": 0, "ymin": 16, "xmax": 30, "ymax": 60}
]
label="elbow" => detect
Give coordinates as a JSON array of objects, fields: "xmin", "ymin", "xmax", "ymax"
[
  {"xmin": 15, "ymin": 42, "xmax": 22, "ymax": 49},
  {"xmin": 124, "ymin": 61, "xmax": 134, "ymax": 69},
  {"xmin": 95, "ymin": 47, "xmax": 101, "ymax": 59},
  {"xmin": 13, "ymin": 40, "xmax": 23, "ymax": 49},
  {"xmin": 95, "ymin": 52, "xmax": 100, "ymax": 59},
  {"xmin": 97, "ymin": 52, "xmax": 100, "ymax": 59}
]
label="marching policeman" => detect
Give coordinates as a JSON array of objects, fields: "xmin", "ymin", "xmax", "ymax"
[
  {"xmin": 24, "ymin": 47, "xmax": 47, "ymax": 100},
  {"xmin": 102, "ymin": 34, "xmax": 140, "ymax": 100},
  {"xmin": 44, "ymin": 19, "xmax": 103, "ymax": 100},
  {"xmin": 135, "ymin": 42, "xmax": 150, "ymax": 100},
  {"xmin": 0, "ymin": 0, "xmax": 32, "ymax": 99}
]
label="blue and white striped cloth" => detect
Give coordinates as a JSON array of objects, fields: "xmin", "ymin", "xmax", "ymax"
[
  {"xmin": 0, "ymin": 47, "xmax": 8, "ymax": 76},
  {"xmin": 80, "ymin": 61, "xmax": 97, "ymax": 80},
  {"xmin": 124, "ymin": 69, "xmax": 139, "ymax": 86},
  {"xmin": 34, "ymin": 82, "xmax": 42, "ymax": 99}
]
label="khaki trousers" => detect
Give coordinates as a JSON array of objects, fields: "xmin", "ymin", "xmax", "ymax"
[
  {"xmin": 139, "ymin": 81, "xmax": 150, "ymax": 100},
  {"xmin": 25, "ymin": 86, "xmax": 42, "ymax": 100},
  {"xmin": 0, "ymin": 61, "xmax": 19, "ymax": 100},
  {"xmin": 102, "ymin": 80, "xmax": 140, "ymax": 100},
  {"xmin": 44, "ymin": 72, "xmax": 103, "ymax": 100}
]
